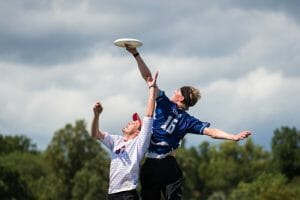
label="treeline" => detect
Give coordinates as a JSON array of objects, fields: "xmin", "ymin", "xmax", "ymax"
[{"xmin": 0, "ymin": 121, "xmax": 299, "ymax": 200}]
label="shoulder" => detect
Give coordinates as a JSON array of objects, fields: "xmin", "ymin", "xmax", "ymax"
[
  {"xmin": 157, "ymin": 90, "xmax": 165, "ymax": 99},
  {"xmin": 102, "ymin": 132, "xmax": 122, "ymax": 142},
  {"xmin": 156, "ymin": 90, "xmax": 171, "ymax": 103},
  {"xmin": 182, "ymin": 111, "xmax": 210, "ymax": 126}
]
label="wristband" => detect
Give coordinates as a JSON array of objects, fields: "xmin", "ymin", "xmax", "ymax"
[{"xmin": 133, "ymin": 52, "xmax": 139, "ymax": 57}]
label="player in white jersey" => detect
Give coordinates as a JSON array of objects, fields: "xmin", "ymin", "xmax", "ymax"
[{"xmin": 91, "ymin": 72, "xmax": 158, "ymax": 200}]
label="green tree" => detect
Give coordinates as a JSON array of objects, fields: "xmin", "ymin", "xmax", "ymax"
[
  {"xmin": 237, "ymin": 139, "xmax": 271, "ymax": 182},
  {"xmin": 271, "ymin": 126, "xmax": 300, "ymax": 179},
  {"xmin": 199, "ymin": 142, "xmax": 241, "ymax": 194},
  {"xmin": 71, "ymin": 161, "xmax": 108, "ymax": 200},
  {"xmin": 0, "ymin": 134, "xmax": 37, "ymax": 154},
  {"xmin": 0, "ymin": 134, "xmax": 41, "ymax": 199},
  {"xmin": 177, "ymin": 146, "xmax": 202, "ymax": 200},
  {"xmin": 195, "ymin": 139, "xmax": 270, "ymax": 198},
  {"xmin": 0, "ymin": 165, "xmax": 34, "ymax": 199},
  {"xmin": 229, "ymin": 173, "xmax": 300, "ymax": 200},
  {"xmin": 207, "ymin": 191, "xmax": 226, "ymax": 200},
  {"xmin": 43, "ymin": 120, "xmax": 109, "ymax": 199},
  {"xmin": 0, "ymin": 152, "xmax": 49, "ymax": 199}
]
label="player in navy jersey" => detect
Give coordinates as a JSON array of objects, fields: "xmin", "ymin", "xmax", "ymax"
[
  {"xmin": 146, "ymin": 89, "xmax": 211, "ymax": 158},
  {"xmin": 125, "ymin": 46, "xmax": 252, "ymax": 200}
]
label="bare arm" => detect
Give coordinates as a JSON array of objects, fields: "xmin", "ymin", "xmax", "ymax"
[
  {"xmin": 136, "ymin": 72, "xmax": 159, "ymax": 157},
  {"xmin": 145, "ymin": 72, "xmax": 159, "ymax": 117},
  {"xmin": 203, "ymin": 128, "xmax": 251, "ymax": 141},
  {"xmin": 126, "ymin": 45, "xmax": 153, "ymax": 83},
  {"xmin": 91, "ymin": 102, "xmax": 105, "ymax": 140}
]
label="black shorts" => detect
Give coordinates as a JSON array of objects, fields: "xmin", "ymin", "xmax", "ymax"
[
  {"xmin": 140, "ymin": 156, "xmax": 183, "ymax": 200},
  {"xmin": 107, "ymin": 189, "xmax": 139, "ymax": 200}
]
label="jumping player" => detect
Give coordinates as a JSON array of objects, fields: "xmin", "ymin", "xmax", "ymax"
[
  {"xmin": 125, "ymin": 46, "xmax": 252, "ymax": 200},
  {"xmin": 91, "ymin": 72, "xmax": 158, "ymax": 200}
]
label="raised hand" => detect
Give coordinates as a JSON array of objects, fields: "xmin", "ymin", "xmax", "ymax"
[
  {"xmin": 233, "ymin": 131, "xmax": 252, "ymax": 141},
  {"xmin": 93, "ymin": 102, "xmax": 103, "ymax": 116},
  {"xmin": 147, "ymin": 71, "xmax": 158, "ymax": 88},
  {"xmin": 125, "ymin": 44, "xmax": 138, "ymax": 55}
]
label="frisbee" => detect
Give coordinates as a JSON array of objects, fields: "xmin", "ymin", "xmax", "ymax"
[{"xmin": 114, "ymin": 38, "xmax": 143, "ymax": 48}]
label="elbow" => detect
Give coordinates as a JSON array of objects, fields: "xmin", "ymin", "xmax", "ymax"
[
  {"xmin": 209, "ymin": 132, "xmax": 218, "ymax": 139},
  {"xmin": 204, "ymin": 128, "xmax": 218, "ymax": 139},
  {"xmin": 145, "ymin": 111, "xmax": 154, "ymax": 117},
  {"xmin": 143, "ymin": 73, "xmax": 152, "ymax": 81},
  {"xmin": 210, "ymin": 134, "xmax": 218, "ymax": 139},
  {"xmin": 146, "ymin": 114, "xmax": 153, "ymax": 118}
]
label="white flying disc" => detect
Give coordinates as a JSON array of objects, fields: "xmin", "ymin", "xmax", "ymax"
[{"xmin": 114, "ymin": 38, "xmax": 143, "ymax": 48}]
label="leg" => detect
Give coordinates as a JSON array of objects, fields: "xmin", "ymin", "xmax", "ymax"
[
  {"xmin": 160, "ymin": 157, "xmax": 183, "ymax": 200},
  {"xmin": 141, "ymin": 156, "xmax": 183, "ymax": 200},
  {"xmin": 140, "ymin": 158, "xmax": 162, "ymax": 200},
  {"xmin": 164, "ymin": 178, "xmax": 183, "ymax": 200},
  {"xmin": 141, "ymin": 187, "xmax": 161, "ymax": 200}
]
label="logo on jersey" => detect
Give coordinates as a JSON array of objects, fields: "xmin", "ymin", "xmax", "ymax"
[{"xmin": 114, "ymin": 145, "xmax": 126, "ymax": 155}]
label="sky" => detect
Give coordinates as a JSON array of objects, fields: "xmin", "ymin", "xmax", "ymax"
[{"xmin": 0, "ymin": 0, "xmax": 299, "ymax": 151}]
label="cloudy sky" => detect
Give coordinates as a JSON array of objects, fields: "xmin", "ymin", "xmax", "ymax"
[{"xmin": 1, "ymin": 0, "xmax": 299, "ymax": 150}]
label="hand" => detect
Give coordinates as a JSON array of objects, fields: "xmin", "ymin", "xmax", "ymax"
[
  {"xmin": 125, "ymin": 44, "xmax": 138, "ymax": 55},
  {"xmin": 93, "ymin": 102, "xmax": 103, "ymax": 116},
  {"xmin": 233, "ymin": 131, "xmax": 252, "ymax": 141},
  {"xmin": 147, "ymin": 71, "xmax": 158, "ymax": 88}
]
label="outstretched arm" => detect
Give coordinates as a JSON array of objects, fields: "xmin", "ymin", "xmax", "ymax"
[
  {"xmin": 203, "ymin": 128, "xmax": 251, "ymax": 141},
  {"xmin": 91, "ymin": 102, "xmax": 105, "ymax": 140},
  {"xmin": 136, "ymin": 72, "xmax": 159, "ymax": 157},
  {"xmin": 145, "ymin": 71, "xmax": 159, "ymax": 117},
  {"xmin": 126, "ymin": 45, "xmax": 153, "ymax": 83}
]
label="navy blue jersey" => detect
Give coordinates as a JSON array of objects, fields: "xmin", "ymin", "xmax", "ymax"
[{"xmin": 147, "ymin": 91, "xmax": 210, "ymax": 158}]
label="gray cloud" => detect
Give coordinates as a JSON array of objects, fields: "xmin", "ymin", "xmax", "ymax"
[
  {"xmin": 1, "ymin": 0, "xmax": 299, "ymax": 68},
  {"xmin": 0, "ymin": 0, "xmax": 299, "ymax": 150},
  {"xmin": 229, "ymin": 0, "xmax": 300, "ymax": 22}
]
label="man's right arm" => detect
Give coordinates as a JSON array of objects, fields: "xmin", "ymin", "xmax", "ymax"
[
  {"xmin": 145, "ymin": 72, "xmax": 159, "ymax": 117},
  {"xmin": 136, "ymin": 72, "xmax": 159, "ymax": 158},
  {"xmin": 91, "ymin": 102, "xmax": 105, "ymax": 140}
]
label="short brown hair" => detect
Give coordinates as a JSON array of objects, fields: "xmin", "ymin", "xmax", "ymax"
[{"xmin": 180, "ymin": 86, "xmax": 201, "ymax": 110}]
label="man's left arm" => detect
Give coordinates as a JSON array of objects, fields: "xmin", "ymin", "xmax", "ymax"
[
  {"xmin": 203, "ymin": 128, "xmax": 252, "ymax": 141},
  {"xmin": 136, "ymin": 72, "xmax": 158, "ymax": 158}
]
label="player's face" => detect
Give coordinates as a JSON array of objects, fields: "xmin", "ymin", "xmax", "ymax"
[
  {"xmin": 122, "ymin": 120, "xmax": 141, "ymax": 135},
  {"xmin": 171, "ymin": 89, "xmax": 184, "ymax": 103}
]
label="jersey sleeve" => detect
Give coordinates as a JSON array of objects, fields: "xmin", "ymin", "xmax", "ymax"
[
  {"xmin": 156, "ymin": 90, "xmax": 168, "ymax": 103},
  {"xmin": 136, "ymin": 117, "xmax": 153, "ymax": 160},
  {"xmin": 99, "ymin": 132, "xmax": 121, "ymax": 152},
  {"xmin": 187, "ymin": 116, "xmax": 211, "ymax": 135}
]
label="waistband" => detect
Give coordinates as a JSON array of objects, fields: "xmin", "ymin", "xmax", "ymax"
[{"xmin": 145, "ymin": 150, "xmax": 176, "ymax": 159}]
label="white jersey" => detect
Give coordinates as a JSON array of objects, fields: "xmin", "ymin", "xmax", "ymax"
[{"xmin": 100, "ymin": 117, "xmax": 153, "ymax": 194}]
